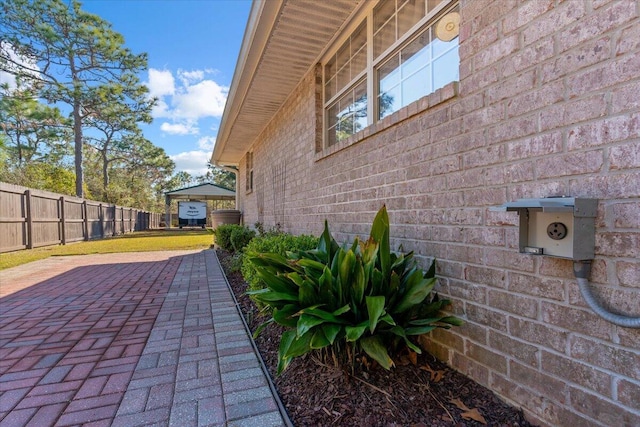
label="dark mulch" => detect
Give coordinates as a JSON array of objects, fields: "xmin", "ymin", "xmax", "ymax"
[{"xmin": 217, "ymin": 249, "xmax": 535, "ymax": 427}]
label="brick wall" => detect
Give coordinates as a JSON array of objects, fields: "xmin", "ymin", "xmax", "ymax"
[{"xmin": 238, "ymin": 0, "xmax": 640, "ymax": 425}]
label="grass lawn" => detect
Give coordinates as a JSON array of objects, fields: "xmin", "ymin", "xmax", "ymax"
[{"xmin": 0, "ymin": 229, "xmax": 215, "ymax": 270}]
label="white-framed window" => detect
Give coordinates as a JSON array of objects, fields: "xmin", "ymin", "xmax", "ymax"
[{"xmin": 323, "ymin": 0, "xmax": 460, "ymax": 147}]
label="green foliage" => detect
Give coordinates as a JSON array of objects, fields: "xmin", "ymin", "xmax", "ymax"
[
  {"xmin": 196, "ymin": 164, "xmax": 236, "ymax": 191},
  {"xmin": 214, "ymin": 224, "xmax": 246, "ymax": 252},
  {"xmin": 247, "ymin": 205, "xmax": 462, "ymax": 374},
  {"xmin": 230, "ymin": 227, "xmax": 256, "ymax": 253},
  {"xmin": 21, "ymin": 162, "xmax": 75, "ymax": 195},
  {"xmin": 0, "ymin": 83, "xmax": 72, "ymax": 167},
  {"xmin": 241, "ymin": 232, "xmax": 319, "ymax": 307},
  {"xmin": 219, "ymin": 252, "xmax": 243, "ymax": 274}
]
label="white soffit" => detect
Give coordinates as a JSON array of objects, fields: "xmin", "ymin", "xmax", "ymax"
[{"xmin": 212, "ymin": 0, "xmax": 362, "ymax": 166}]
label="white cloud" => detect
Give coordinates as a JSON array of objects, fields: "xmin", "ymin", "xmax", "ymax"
[
  {"xmin": 151, "ymin": 99, "xmax": 170, "ymax": 118},
  {"xmin": 150, "ymin": 68, "xmax": 228, "ymax": 136},
  {"xmin": 0, "ymin": 70, "xmax": 16, "ymax": 90},
  {"xmin": 172, "ymin": 80, "xmax": 227, "ymax": 119},
  {"xmin": 178, "ymin": 69, "xmax": 204, "ymax": 86},
  {"xmin": 147, "ymin": 69, "xmax": 175, "ymax": 98},
  {"xmin": 0, "ymin": 42, "xmax": 40, "ymax": 90},
  {"xmin": 170, "ymin": 150, "xmax": 211, "ymax": 176},
  {"xmin": 160, "ymin": 122, "xmax": 198, "ymax": 135},
  {"xmin": 197, "ymin": 136, "xmax": 216, "ymax": 151}
]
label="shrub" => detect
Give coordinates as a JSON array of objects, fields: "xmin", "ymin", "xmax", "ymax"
[
  {"xmin": 247, "ymin": 205, "xmax": 462, "ymax": 374},
  {"xmin": 242, "ymin": 232, "xmax": 318, "ymax": 305},
  {"xmin": 220, "ymin": 252, "xmax": 243, "ymax": 274},
  {"xmin": 214, "ymin": 224, "xmax": 246, "ymax": 251},
  {"xmin": 230, "ymin": 227, "xmax": 256, "ymax": 252}
]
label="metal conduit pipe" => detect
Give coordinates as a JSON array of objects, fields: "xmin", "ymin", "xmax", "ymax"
[{"xmin": 573, "ymin": 261, "xmax": 640, "ymax": 328}]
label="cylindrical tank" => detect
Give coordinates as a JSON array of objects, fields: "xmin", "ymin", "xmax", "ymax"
[{"xmin": 211, "ymin": 209, "xmax": 242, "ymax": 228}]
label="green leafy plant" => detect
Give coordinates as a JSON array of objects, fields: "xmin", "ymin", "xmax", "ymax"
[
  {"xmin": 230, "ymin": 227, "xmax": 256, "ymax": 252},
  {"xmin": 214, "ymin": 224, "xmax": 246, "ymax": 251},
  {"xmin": 242, "ymin": 232, "xmax": 319, "ymax": 307},
  {"xmin": 247, "ymin": 205, "xmax": 462, "ymax": 374}
]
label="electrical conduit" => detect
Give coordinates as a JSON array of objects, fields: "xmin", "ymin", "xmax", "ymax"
[{"xmin": 573, "ymin": 261, "xmax": 640, "ymax": 328}]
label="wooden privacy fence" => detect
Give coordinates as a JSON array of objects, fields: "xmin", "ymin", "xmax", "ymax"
[{"xmin": 0, "ymin": 182, "xmax": 162, "ymax": 253}]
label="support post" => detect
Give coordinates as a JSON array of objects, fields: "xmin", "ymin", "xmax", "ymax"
[
  {"xmin": 83, "ymin": 201, "xmax": 89, "ymax": 241},
  {"xmin": 60, "ymin": 196, "xmax": 66, "ymax": 245},
  {"xmin": 165, "ymin": 195, "xmax": 171, "ymax": 230},
  {"xmin": 99, "ymin": 204, "xmax": 104, "ymax": 238},
  {"xmin": 25, "ymin": 190, "xmax": 33, "ymax": 249}
]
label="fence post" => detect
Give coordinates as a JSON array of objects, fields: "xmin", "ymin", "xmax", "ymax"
[
  {"xmin": 25, "ymin": 190, "xmax": 33, "ymax": 249},
  {"xmin": 99, "ymin": 204, "xmax": 104, "ymax": 238},
  {"xmin": 60, "ymin": 196, "xmax": 66, "ymax": 245},
  {"xmin": 83, "ymin": 200, "xmax": 89, "ymax": 241}
]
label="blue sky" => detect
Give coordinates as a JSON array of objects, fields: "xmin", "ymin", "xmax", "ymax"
[{"xmin": 81, "ymin": 0, "xmax": 252, "ymax": 177}]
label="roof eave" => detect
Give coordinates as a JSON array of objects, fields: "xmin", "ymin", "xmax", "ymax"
[
  {"xmin": 211, "ymin": 0, "xmax": 284, "ymax": 167},
  {"xmin": 211, "ymin": 0, "xmax": 362, "ymax": 167}
]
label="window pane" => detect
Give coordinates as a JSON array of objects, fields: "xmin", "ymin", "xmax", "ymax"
[
  {"xmin": 327, "ymin": 125, "xmax": 338, "ymax": 147},
  {"xmin": 353, "ymin": 81, "xmax": 368, "ymax": 132},
  {"xmin": 374, "ymin": 19, "xmax": 396, "ymax": 58},
  {"xmin": 325, "ymin": 75, "xmax": 336, "ymax": 101},
  {"xmin": 327, "ymin": 80, "xmax": 367, "ymax": 144},
  {"xmin": 351, "ymin": 23, "xmax": 367, "ymax": 77},
  {"xmin": 379, "ymin": 84, "xmax": 400, "ymax": 120},
  {"xmin": 402, "ymin": 66, "xmax": 431, "ymax": 105},
  {"xmin": 432, "ymin": 33, "xmax": 455, "ymax": 58},
  {"xmin": 378, "ymin": 55, "xmax": 400, "ymax": 93},
  {"xmin": 374, "ymin": 0, "xmax": 396, "ymax": 33},
  {"xmin": 328, "ymin": 103, "xmax": 339, "ymax": 128},
  {"xmin": 336, "ymin": 44, "xmax": 350, "ymax": 77},
  {"xmin": 375, "ymin": 4, "xmax": 460, "ymax": 120},
  {"xmin": 337, "ymin": 64, "xmax": 350, "ymax": 91},
  {"xmin": 397, "ymin": 0, "xmax": 424, "ymax": 37},
  {"xmin": 401, "ymin": 29, "xmax": 430, "ymax": 78},
  {"xmin": 324, "ymin": 59, "xmax": 335, "ymax": 82},
  {"xmin": 432, "ymin": 41, "xmax": 458, "ymax": 90},
  {"xmin": 329, "ymin": 22, "xmax": 368, "ymax": 99},
  {"xmin": 352, "ymin": 46, "xmax": 367, "ymax": 79},
  {"xmin": 324, "ymin": 57, "xmax": 336, "ymax": 100}
]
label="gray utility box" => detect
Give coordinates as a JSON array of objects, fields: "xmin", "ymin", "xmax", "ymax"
[{"xmin": 493, "ymin": 197, "xmax": 597, "ymax": 261}]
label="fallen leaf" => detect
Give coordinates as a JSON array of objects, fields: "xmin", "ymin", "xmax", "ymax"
[
  {"xmin": 461, "ymin": 408, "xmax": 487, "ymax": 425},
  {"xmin": 408, "ymin": 350, "xmax": 418, "ymax": 366},
  {"xmin": 449, "ymin": 397, "xmax": 470, "ymax": 411},
  {"xmin": 421, "ymin": 364, "xmax": 445, "ymax": 382}
]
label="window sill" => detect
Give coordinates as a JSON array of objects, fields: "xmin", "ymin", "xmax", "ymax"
[{"xmin": 315, "ymin": 81, "xmax": 459, "ymax": 162}]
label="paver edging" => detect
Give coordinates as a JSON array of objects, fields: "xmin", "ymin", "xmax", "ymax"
[{"xmin": 210, "ymin": 251, "xmax": 294, "ymax": 427}]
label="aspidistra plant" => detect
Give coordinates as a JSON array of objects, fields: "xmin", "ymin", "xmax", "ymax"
[{"xmin": 247, "ymin": 205, "xmax": 462, "ymax": 374}]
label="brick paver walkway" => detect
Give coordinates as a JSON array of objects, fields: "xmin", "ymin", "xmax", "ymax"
[{"xmin": 0, "ymin": 250, "xmax": 288, "ymax": 427}]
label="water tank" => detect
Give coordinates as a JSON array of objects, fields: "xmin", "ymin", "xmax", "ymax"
[{"xmin": 211, "ymin": 209, "xmax": 242, "ymax": 228}]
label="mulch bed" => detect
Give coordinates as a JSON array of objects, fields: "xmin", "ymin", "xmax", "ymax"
[{"xmin": 217, "ymin": 249, "xmax": 535, "ymax": 427}]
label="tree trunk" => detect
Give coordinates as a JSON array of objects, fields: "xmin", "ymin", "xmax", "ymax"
[
  {"xmin": 73, "ymin": 101, "xmax": 83, "ymax": 198},
  {"xmin": 102, "ymin": 149, "xmax": 109, "ymax": 201}
]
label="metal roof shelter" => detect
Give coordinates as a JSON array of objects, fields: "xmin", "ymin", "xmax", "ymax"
[{"xmin": 164, "ymin": 183, "xmax": 236, "ymax": 228}]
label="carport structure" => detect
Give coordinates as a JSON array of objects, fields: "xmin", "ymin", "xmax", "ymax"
[{"xmin": 164, "ymin": 183, "xmax": 236, "ymax": 229}]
